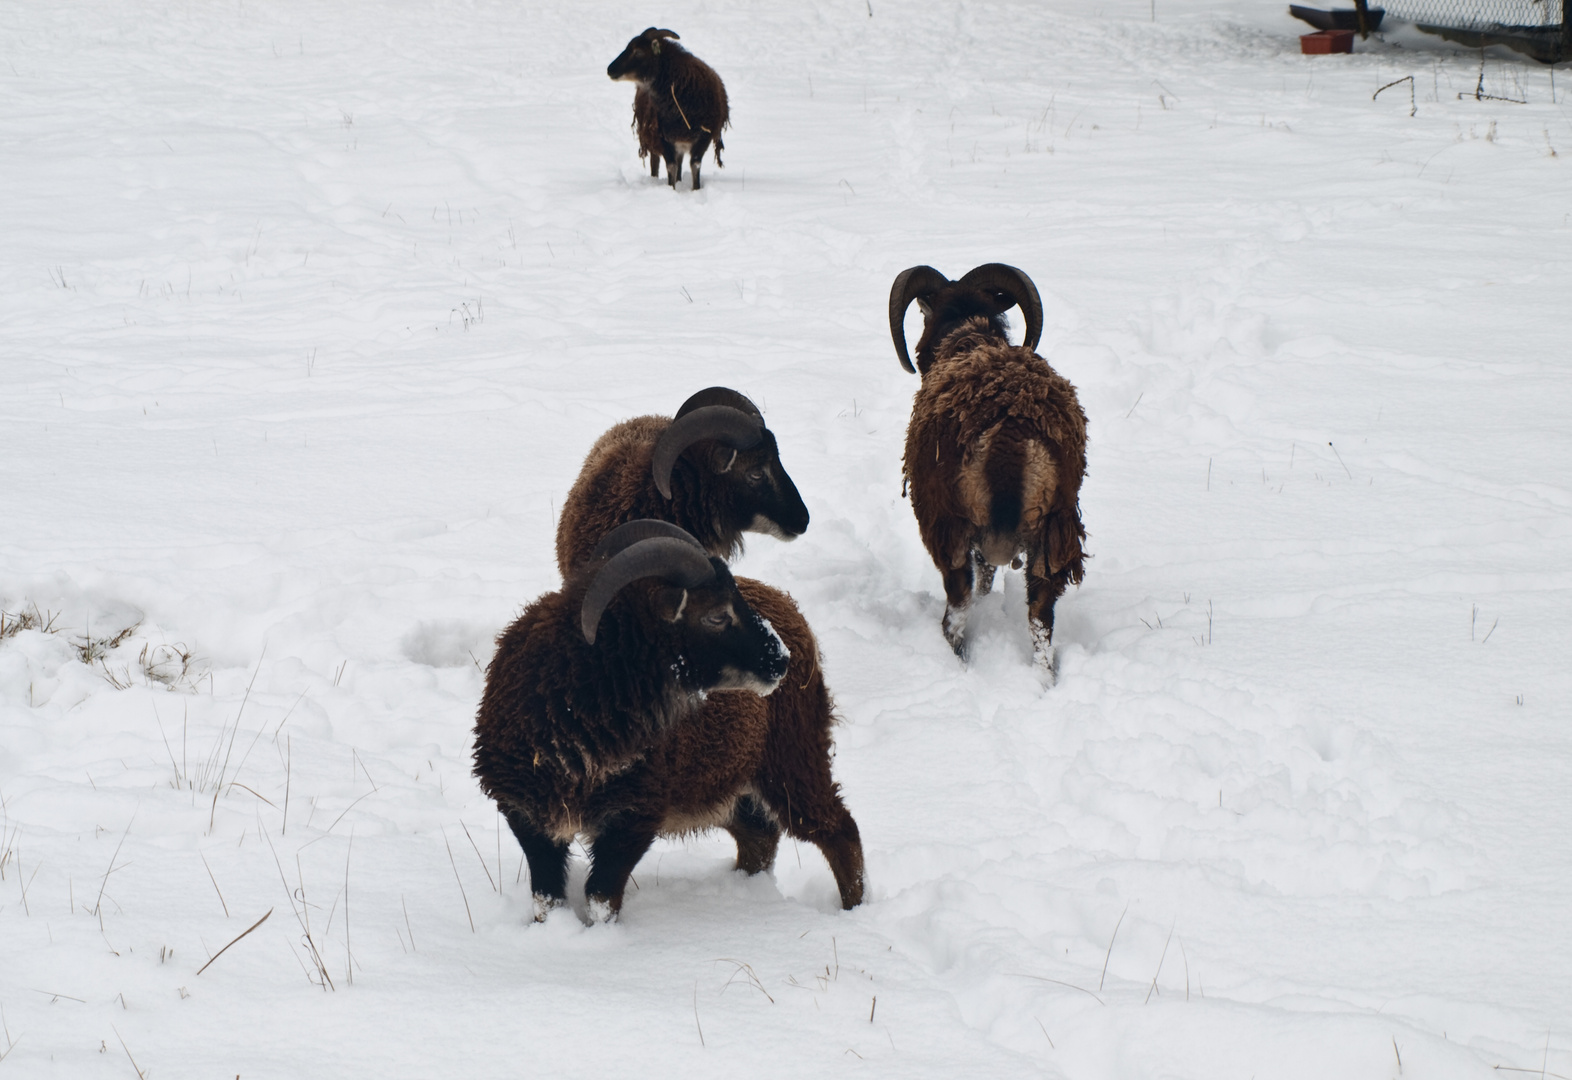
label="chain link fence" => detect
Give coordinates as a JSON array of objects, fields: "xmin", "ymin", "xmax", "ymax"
[
  {"xmin": 1383, "ymin": 0, "xmax": 1562, "ymax": 28},
  {"xmin": 1381, "ymin": 0, "xmax": 1569, "ymax": 60}
]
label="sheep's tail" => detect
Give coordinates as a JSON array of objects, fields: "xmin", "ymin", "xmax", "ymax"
[
  {"xmin": 714, "ymin": 129, "xmax": 725, "ymax": 168},
  {"xmin": 984, "ymin": 429, "xmax": 1028, "ymax": 535}
]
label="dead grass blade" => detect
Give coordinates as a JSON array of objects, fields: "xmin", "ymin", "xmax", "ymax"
[
  {"xmin": 111, "ymin": 1025, "xmax": 147, "ymax": 1079},
  {"xmin": 1099, "ymin": 903, "xmax": 1128, "ymax": 992},
  {"xmin": 195, "ymin": 908, "xmax": 273, "ymax": 975},
  {"xmin": 442, "ymin": 828, "xmax": 475, "ymax": 932}
]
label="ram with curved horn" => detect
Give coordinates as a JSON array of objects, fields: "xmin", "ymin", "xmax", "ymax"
[
  {"xmin": 887, "ymin": 262, "xmax": 1087, "ymax": 676},
  {"xmin": 555, "ymin": 386, "xmax": 809, "ymax": 576},
  {"xmin": 608, "ymin": 27, "xmax": 730, "ymax": 190},
  {"xmin": 475, "ymin": 521, "xmax": 864, "ymax": 922}
]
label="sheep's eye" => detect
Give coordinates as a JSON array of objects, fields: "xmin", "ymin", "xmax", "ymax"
[
  {"xmin": 745, "ymin": 468, "xmax": 766, "ymax": 484},
  {"xmin": 700, "ymin": 611, "xmax": 731, "ymax": 631}
]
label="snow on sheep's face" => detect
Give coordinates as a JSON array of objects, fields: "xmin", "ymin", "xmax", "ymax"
[{"xmin": 657, "ymin": 560, "xmax": 790, "ymax": 697}]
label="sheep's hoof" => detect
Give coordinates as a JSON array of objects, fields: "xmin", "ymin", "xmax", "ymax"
[
  {"xmin": 531, "ymin": 894, "xmax": 564, "ymax": 923},
  {"xmin": 1030, "ymin": 625, "xmax": 1057, "ymax": 686},
  {"xmin": 1034, "ymin": 649, "xmax": 1058, "ymax": 687},
  {"xmin": 942, "ymin": 607, "xmax": 969, "ymax": 661},
  {"xmin": 585, "ymin": 897, "xmax": 618, "ymax": 925}
]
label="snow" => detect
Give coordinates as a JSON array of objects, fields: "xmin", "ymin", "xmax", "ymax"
[{"xmin": 2, "ymin": 0, "xmax": 1570, "ymax": 1075}]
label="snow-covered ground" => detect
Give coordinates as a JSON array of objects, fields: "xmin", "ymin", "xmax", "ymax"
[{"xmin": 3, "ymin": 0, "xmax": 1570, "ymax": 1075}]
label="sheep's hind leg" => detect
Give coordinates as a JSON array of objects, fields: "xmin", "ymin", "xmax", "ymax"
[
  {"xmin": 661, "ymin": 138, "xmax": 681, "ymax": 187},
  {"xmin": 759, "ymin": 782, "xmax": 865, "ymax": 910},
  {"xmin": 504, "ymin": 809, "xmax": 570, "ymax": 921},
  {"xmin": 688, "ymin": 131, "xmax": 714, "ymax": 190},
  {"xmin": 941, "ymin": 561, "xmax": 976, "ymax": 659},
  {"xmin": 725, "ymin": 794, "xmax": 781, "ymax": 875},
  {"xmin": 1026, "ymin": 562, "xmax": 1072, "ymax": 682},
  {"xmin": 584, "ymin": 813, "xmax": 661, "ymax": 922},
  {"xmin": 972, "ymin": 549, "xmax": 997, "ymax": 596}
]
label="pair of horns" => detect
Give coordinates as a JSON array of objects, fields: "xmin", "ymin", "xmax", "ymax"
[
  {"xmin": 642, "ymin": 27, "xmax": 680, "ymax": 41},
  {"xmin": 651, "ymin": 387, "xmax": 765, "ymax": 499},
  {"xmin": 887, "ymin": 263, "xmax": 1044, "ymax": 374},
  {"xmin": 581, "ymin": 521, "xmax": 714, "ymax": 644}
]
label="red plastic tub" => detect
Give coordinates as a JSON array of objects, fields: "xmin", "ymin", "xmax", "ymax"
[{"xmin": 1300, "ymin": 29, "xmax": 1355, "ymax": 52}]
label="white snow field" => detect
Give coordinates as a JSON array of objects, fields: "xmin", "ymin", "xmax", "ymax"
[{"xmin": 3, "ymin": 0, "xmax": 1570, "ymax": 1075}]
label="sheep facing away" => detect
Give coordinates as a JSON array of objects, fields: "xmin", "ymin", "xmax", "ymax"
[
  {"xmin": 607, "ymin": 28, "xmax": 729, "ymax": 190},
  {"xmin": 888, "ymin": 262, "xmax": 1088, "ymax": 673},
  {"xmin": 554, "ymin": 387, "xmax": 808, "ymax": 577},
  {"xmin": 474, "ymin": 521, "xmax": 864, "ymax": 921}
]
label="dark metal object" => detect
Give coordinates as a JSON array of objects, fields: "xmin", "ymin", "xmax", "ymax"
[{"xmin": 1289, "ymin": 5, "xmax": 1387, "ymax": 30}]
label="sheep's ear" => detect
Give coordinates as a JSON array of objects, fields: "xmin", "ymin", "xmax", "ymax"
[
  {"xmin": 654, "ymin": 587, "xmax": 688, "ymax": 623},
  {"xmin": 651, "ymin": 39, "xmax": 661, "ymax": 54}
]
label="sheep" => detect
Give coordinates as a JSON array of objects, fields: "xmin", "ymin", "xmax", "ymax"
[
  {"xmin": 554, "ymin": 386, "xmax": 809, "ymax": 576},
  {"xmin": 887, "ymin": 262, "xmax": 1088, "ymax": 674},
  {"xmin": 474, "ymin": 520, "xmax": 865, "ymax": 921},
  {"xmin": 607, "ymin": 28, "xmax": 729, "ymax": 191}
]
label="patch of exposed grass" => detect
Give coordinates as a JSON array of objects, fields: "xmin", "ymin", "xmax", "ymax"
[{"xmin": 0, "ymin": 603, "xmax": 61, "ymax": 641}]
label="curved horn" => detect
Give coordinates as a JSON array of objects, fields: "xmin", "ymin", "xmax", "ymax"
[
  {"xmin": 675, "ymin": 386, "xmax": 761, "ymax": 420},
  {"xmin": 651, "ymin": 406, "xmax": 765, "ymax": 499},
  {"xmin": 589, "ymin": 519, "xmax": 705, "ymax": 565},
  {"xmin": 888, "ymin": 265, "xmax": 950, "ymax": 374},
  {"xmin": 649, "ymin": 27, "xmax": 680, "ymax": 40},
  {"xmin": 957, "ymin": 263, "xmax": 1043, "ymax": 352},
  {"xmin": 580, "ymin": 537, "xmax": 715, "ymax": 644}
]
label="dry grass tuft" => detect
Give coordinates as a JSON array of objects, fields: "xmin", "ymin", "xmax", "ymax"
[
  {"xmin": 73, "ymin": 623, "xmax": 139, "ymax": 665},
  {"xmin": 139, "ymin": 641, "xmax": 209, "ymax": 692},
  {"xmin": 0, "ymin": 603, "xmax": 61, "ymax": 641}
]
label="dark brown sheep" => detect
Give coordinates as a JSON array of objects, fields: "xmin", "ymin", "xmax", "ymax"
[
  {"xmin": 608, "ymin": 28, "xmax": 729, "ymax": 191},
  {"xmin": 888, "ymin": 263, "xmax": 1088, "ymax": 674},
  {"xmin": 475, "ymin": 521, "xmax": 864, "ymax": 921},
  {"xmin": 555, "ymin": 387, "xmax": 808, "ymax": 576}
]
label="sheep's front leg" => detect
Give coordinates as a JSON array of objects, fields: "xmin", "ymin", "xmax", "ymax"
[
  {"xmin": 725, "ymin": 794, "xmax": 782, "ymax": 875},
  {"xmin": 649, "ymin": 152, "xmax": 661, "ymax": 177},
  {"xmin": 941, "ymin": 561, "xmax": 976, "ymax": 659},
  {"xmin": 584, "ymin": 813, "xmax": 661, "ymax": 921},
  {"xmin": 504, "ymin": 809, "xmax": 570, "ymax": 921}
]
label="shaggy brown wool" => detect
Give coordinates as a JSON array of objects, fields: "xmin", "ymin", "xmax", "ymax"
[{"xmin": 633, "ymin": 87, "xmax": 663, "ymax": 176}]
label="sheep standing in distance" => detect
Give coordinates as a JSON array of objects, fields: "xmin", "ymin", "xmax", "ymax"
[
  {"xmin": 888, "ymin": 263, "xmax": 1088, "ymax": 674},
  {"xmin": 607, "ymin": 28, "xmax": 729, "ymax": 191},
  {"xmin": 554, "ymin": 386, "xmax": 808, "ymax": 576},
  {"xmin": 474, "ymin": 521, "xmax": 865, "ymax": 921}
]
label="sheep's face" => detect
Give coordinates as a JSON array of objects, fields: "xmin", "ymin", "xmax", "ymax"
[
  {"xmin": 656, "ymin": 561, "xmax": 790, "ymax": 696},
  {"xmin": 607, "ymin": 29, "xmax": 671, "ymax": 84},
  {"xmin": 697, "ymin": 429, "xmax": 810, "ymax": 543}
]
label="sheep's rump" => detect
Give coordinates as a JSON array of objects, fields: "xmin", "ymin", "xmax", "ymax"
[{"xmin": 903, "ymin": 326, "xmax": 1087, "ymax": 578}]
